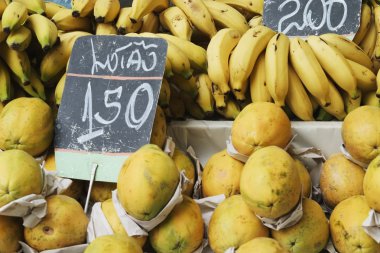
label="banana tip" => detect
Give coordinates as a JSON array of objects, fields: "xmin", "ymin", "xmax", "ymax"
[
  {"xmin": 3, "ymin": 27, "xmax": 10, "ymax": 34},
  {"xmin": 43, "ymin": 45, "xmax": 51, "ymax": 52},
  {"xmin": 72, "ymin": 11, "xmax": 80, "ymax": 18},
  {"xmin": 130, "ymin": 18, "xmax": 138, "ymax": 24},
  {"xmin": 95, "ymin": 17, "xmax": 105, "ymax": 23},
  {"xmin": 117, "ymin": 27, "xmax": 126, "ymax": 35}
]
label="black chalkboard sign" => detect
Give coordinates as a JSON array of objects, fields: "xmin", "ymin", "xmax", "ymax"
[
  {"xmin": 54, "ymin": 36, "xmax": 167, "ymax": 182},
  {"xmin": 263, "ymin": 0, "xmax": 361, "ymax": 37}
]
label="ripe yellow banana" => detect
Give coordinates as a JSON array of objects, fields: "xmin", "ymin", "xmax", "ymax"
[
  {"xmin": 45, "ymin": 2, "xmax": 66, "ymax": 19},
  {"xmin": 373, "ymin": 6, "xmax": 380, "ymax": 59},
  {"xmin": 0, "ymin": 43, "xmax": 30, "ymax": 85},
  {"xmin": 129, "ymin": 0, "xmax": 168, "ymax": 23},
  {"xmin": 203, "ymin": 0, "xmax": 249, "ymax": 35},
  {"xmin": 229, "ymin": 25, "xmax": 275, "ymax": 100},
  {"xmin": 181, "ymin": 91, "xmax": 206, "ymax": 119},
  {"xmin": 289, "ymin": 37, "xmax": 330, "ymax": 106},
  {"xmin": 0, "ymin": 0, "xmax": 7, "ymax": 18},
  {"xmin": 320, "ymin": 33, "xmax": 373, "ymax": 69},
  {"xmin": 1, "ymin": 2, "xmax": 28, "ymax": 33},
  {"xmin": 307, "ymin": 36, "xmax": 359, "ymax": 99},
  {"xmin": 353, "ymin": 3, "xmax": 372, "ymax": 45},
  {"xmin": 207, "ymin": 28, "xmax": 241, "ymax": 94},
  {"xmin": 6, "ymin": 26, "xmax": 31, "ymax": 51},
  {"xmin": 315, "ymin": 79, "xmax": 346, "ymax": 120},
  {"xmin": 343, "ymin": 89, "xmax": 361, "ymax": 114},
  {"xmin": 170, "ymin": 74, "xmax": 199, "ymax": 98},
  {"xmin": 376, "ymin": 68, "xmax": 380, "ymax": 97},
  {"xmin": 72, "ymin": 0, "xmax": 96, "ymax": 17},
  {"xmin": 40, "ymin": 31, "xmax": 91, "ymax": 83},
  {"xmin": 165, "ymin": 59, "xmax": 174, "ymax": 78},
  {"xmin": 172, "ymin": 0, "xmax": 217, "ymax": 39},
  {"xmin": 139, "ymin": 32, "xmax": 193, "ymax": 79},
  {"xmin": 196, "ymin": 73, "xmax": 215, "ymax": 116},
  {"xmin": 96, "ymin": 23, "xmax": 117, "ymax": 35},
  {"xmin": 359, "ymin": 18, "xmax": 377, "ymax": 57},
  {"xmin": 30, "ymin": 67, "xmax": 46, "ymax": 100},
  {"xmin": 140, "ymin": 13, "xmax": 159, "ymax": 33},
  {"xmin": 363, "ymin": 90, "xmax": 380, "ymax": 107},
  {"xmin": 216, "ymin": 98, "xmax": 241, "ymax": 119},
  {"xmin": 214, "ymin": 0, "xmax": 263, "ymax": 15},
  {"xmin": 168, "ymin": 85, "xmax": 186, "ymax": 119},
  {"xmin": 26, "ymin": 14, "xmax": 58, "ymax": 51},
  {"xmin": 13, "ymin": 0, "xmax": 45, "ymax": 15},
  {"xmin": 347, "ymin": 59, "xmax": 377, "ymax": 92},
  {"xmin": 159, "ymin": 78, "xmax": 170, "ymax": 108},
  {"xmin": 211, "ymin": 82, "xmax": 226, "ymax": 109},
  {"xmin": 0, "ymin": 59, "xmax": 12, "ymax": 101},
  {"xmin": 265, "ymin": 33, "xmax": 290, "ymax": 106},
  {"xmin": 94, "ymin": 0, "xmax": 120, "ymax": 23},
  {"xmin": 286, "ymin": 66, "xmax": 314, "ymax": 121},
  {"xmin": 52, "ymin": 9, "xmax": 92, "ymax": 32},
  {"xmin": 248, "ymin": 15, "xmax": 262, "ymax": 28},
  {"xmin": 55, "ymin": 73, "xmax": 66, "ymax": 105},
  {"xmin": 116, "ymin": 7, "xmax": 142, "ymax": 34},
  {"xmin": 158, "ymin": 33, "xmax": 208, "ymax": 72},
  {"xmin": 159, "ymin": 7, "xmax": 192, "ymax": 41},
  {"xmin": 249, "ymin": 53, "xmax": 272, "ymax": 103}
]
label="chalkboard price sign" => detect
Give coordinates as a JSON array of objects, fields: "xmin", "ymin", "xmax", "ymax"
[
  {"xmin": 263, "ymin": 0, "xmax": 361, "ymax": 37},
  {"xmin": 55, "ymin": 36, "xmax": 167, "ymax": 182}
]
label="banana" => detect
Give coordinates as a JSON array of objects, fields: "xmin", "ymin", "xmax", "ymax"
[
  {"xmin": 30, "ymin": 67, "xmax": 46, "ymax": 100},
  {"xmin": 168, "ymin": 85, "xmax": 186, "ymax": 120},
  {"xmin": 45, "ymin": 2, "xmax": 66, "ymax": 19},
  {"xmin": 94, "ymin": 0, "xmax": 120, "ymax": 23},
  {"xmin": 72, "ymin": 0, "xmax": 96, "ymax": 18},
  {"xmin": 214, "ymin": 0, "xmax": 263, "ymax": 15},
  {"xmin": 216, "ymin": 98, "xmax": 241, "ymax": 119},
  {"xmin": 309, "ymin": 93, "xmax": 319, "ymax": 113},
  {"xmin": 314, "ymin": 79, "xmax": 346, "ymax": 120},
  {"xmin": 55, "ymin": 73, "xmax": 66, "ymax": 105},
  {"xmin": 229, "ymin": 25, "xmax": 275, "ymax": 100},
  {"xmin": 0, "ymin": 43, "xmax": 30, "ymax": 85},
  {"xmin": 265, "ymin": 33, "xmax": 290, "ymax": 106},
  {"xmin": 353, "ymin": 3, "xmax": 372, "ymax": 45},
  {"xmin": 96, "ymin": 23, "xmax": 117, "ymax": 35},
  {"xmin": 211, "ymin": 82, "xmax": 227, "ymax": 108},
  {"xmin": 343, "ymin": 89, "xmax": 361, "ymax": 114},
  {"xmin": 203, "ymin": 0, "xmax": 250, "ymax": 35},
  {"xmin": 249, "ymin": 53, "xmax": 272, "ymax": 103},
  {"xmin": 359, "ymin": 18, "xmax": 377, "ymax": 57},
  {"xmin": 196, "ymin": 73, "xmax": 214, "ymax": 116},
  {"xmin": 116, "ymin": 7, "xmax": 143, "ymax": 34},
  {"xmin": 140, "ymin": 13, "xmax": 159, "ymax": 33},
  {"xmin": 316, "ymin": 108, "xmax": 334, "ymax": 121},
  {"xmin": 6, "ymin": 26, "xmax": 32, "ymax": 51},
  {"xmin": 12, "ymin": 0, "xmax": 45, "ymax": 15},
  {"xmin": 363, "ymin": 90, "xmax": 380, "ymax": 107},
  {"xmin": 129, "ymin": 0, "xmax": 168, "ymax": 23},
  {"xmin": 165, "ymin": 59, "xmax": 174, "ymax": 78},
  {"xmin": 159, "ymin": 78, "xmax": 170, "ymax": 108},
  {"xmin": 169, "ymin": 74, "xmax": 199, "ymax": 98},
  {"xmin": 139, "ymin": 32, "xmax": 193, "ymax": 79},
  {"xmin": 1, "ymin": 2, "xmax": 28, "ymax": 33},
  {"xmin": 158, "ymin": 33, "xmax": 208, "ymax": 72},
  {"xmin": 26, "ymin": 14, "xmax": 58, "ymax": 51},
  {"xmin": 207, "ymin": 28, "xmax": 241, "ymax": 94},
  {"xmin": 0, "ymin": 60, "xmax": 12, "ymax": 101},
  {"xmin": 320, "ymin": 33, "xmax": 373, "ymax": 69},
  {"xmin": 0, "ymin": 0, "xmax": 7, "ymax": 18},
  {"xmin": 286, "ymin": 66, "xmax": 314, "ymax": 121},
  {"xmin": 14, "ymin": 77, "xmax": 39, "ymax": 98},
  {"xmin": 347, "ymin": 59, "xmax": 377, "ymax": 92},
  {"xmin": 0, "ymin": 23, "xmax": 6, "ymax": 43},
  {"xmin": 248, "ymin": 15, "xmax": 262, "ymax": 28},
  {"xmin": 307, "ymin": 36, "xmax": 359, "ymax": 99},
  {"xmin": 52, "ymin": 8, "xmax": 92, "ymax": 32},
  {"xmin": 172, "ymin": 0, "xmax": 217, "ymax": 39},
  {"xmin": 40, "ymin": 31, "xmax": 91, "ymax": 83},
  {"xmin": 373, "ymin": 5, "xmax": 380, "ymax": 59},
  {"xmin": 181, "ymin": 92, "xmax": 206, "ymax": 119},
  {"xmin": 289, "ymin": 37, "xmax": 330, "ymax": 106},
  {"xmin": 376, "ymin": 67, "xmax": 380, "ymax": 97},
  {"xmin": 159, "ymin": 7, "xmax": 192, "ymax": 41}
]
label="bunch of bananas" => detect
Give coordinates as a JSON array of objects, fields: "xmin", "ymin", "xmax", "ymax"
[{"xmin": 0, "ymin": 0, "xmax": 378, "ymax": 121}]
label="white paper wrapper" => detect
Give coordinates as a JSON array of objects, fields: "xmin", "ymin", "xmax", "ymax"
[
  {"xmin": 257, "ymin": 197, "xmax": 303, "ymax": 231},
  {"xmin": 0, "ymin": 194, "xmax": 46, "ymax": 228},
  {"xmin": 187, "ymin": 146, "xmax": 203, "ymax": 199},
  {"xmin": 194, "ymin": 195, "xmax": 225, "ymax": 232},
  {"xmin": 362, "ymin": 209, "xmax": 380, "ymax": 243},
  {"xmin": 224, "ymin": 248, "xmax": 235, "ymax": 253},
  {"xmin": 164, "ymin": 137, "xmax": 176, "ymax": 157},
  {"xmin": 111, "ymin": 172, "xmax": 187, "ymax": 233},
  {"xmin": 340, "ymin": 144, "xmax": 369, "ymax": 169},
  {"xmin": 324, "ymin": 239, "xmax": 338, "ymax": 253},
  {"xmin": 87, "ymin": 202, "xmax": 115, "ymax": 242},
  {"xmin": 20, "ymin": 242, "xmax": 88, "ymax": 253},
  {"xmin": 42, "ymin": 169, "xmax": 73, "ymax": 196}
]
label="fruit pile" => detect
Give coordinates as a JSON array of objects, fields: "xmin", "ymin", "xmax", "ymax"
[{"xmin": 0, "ymin": 0, "xmax": 378, "ymax": 122}]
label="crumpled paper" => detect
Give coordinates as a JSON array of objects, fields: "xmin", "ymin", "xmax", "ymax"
[
  {"xmin": 226, "ymin": 135, "xmax": 298, "ymax": 163},
  {"xmin": 362, "ymin": 209, "xmax": 380, "ymax": 243},
  {"xmin": 87, "ymin": 202, "xmax": 116, "ymax": 242},
  {"xmin": 324, "ymin": 239, "xmax": 338, "ymax": 253},
  {"xmin": 194, "ymin": 195, "xmax": 225, "ymax": 232},
  {"xmin": 42, "ymin": 169, "xmax": 73, "ymax": 197},
  {"xmin": 256, "ymin": 196, "xmax": 303, "ymax": 231},
  {"xmin": 187, "ymin": 146, "xmax": 203, "ymax": 199},
  {"xmin": 340, "ymin": 144, "xmax": 369, "ymax": 170},
  {"xmin": 224, "ymin": 248, "xmax": 235, "ymax": 253},
  {"xmin": 164, "ymin": 137, "xmax": 176, "ymax": 157},
  {"xmin": 20, "ymin": 242, "xmax": 88, "ymax": 253},
  {"xmin": 111, "ymin": 172, "xmax": 187, "ymax": 234}
]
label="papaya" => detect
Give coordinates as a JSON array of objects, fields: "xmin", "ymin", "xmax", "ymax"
[
  {"xmin": 0, "ymin": 216, "xmax": 23, "ymax": 253},
  {"xmin": 236, "ymin": 237, "xmax": 288, "ymax": 253},
  {"xmin": 84, "ymin": 235, "xmax": 142, "ymax": 253},
  {"xmin": 363, "ymin": 155, "xmax": 380, "ymax": 212},
  {"xmin": 90, "ymin": 182, "xmax": 116, "ymax": 203},
  {"xmin": 294, "ymin": 159, "xmax": 312, "ymax": 198},
  {"xmin": 172, "ymin": 148, "xmax": 195, "ymax": 196}
]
